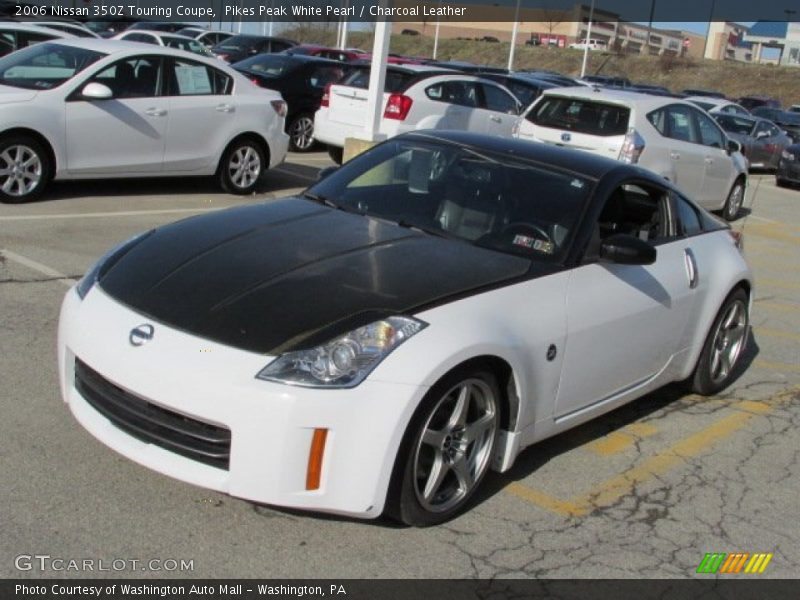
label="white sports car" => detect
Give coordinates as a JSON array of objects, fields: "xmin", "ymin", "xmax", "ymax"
[
  {"xmin": 58, "ymin": 132, "xmax": 752, "ymax": 526},
  {"xmin": 0, "ymin": 39, "xmax": 289, "ymax": 203}
]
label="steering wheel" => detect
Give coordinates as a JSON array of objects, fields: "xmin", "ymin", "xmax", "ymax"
[{"xmin": 501, "ymin": 221, "xmax": 553, "ymax": 244}]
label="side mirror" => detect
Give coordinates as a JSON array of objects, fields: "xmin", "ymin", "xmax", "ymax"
[
  {"xmin": 81, "ymin": 82, "xmax": 113, "ymax": 100},
  {"xmin": 599, "ymin": 234, "xmax": 656, "ymax": 265},
  {"xmin": 727, "ymin": 139, "xmax": 742, "ymax": 155},
  {"xmin": 317, "ymin": 165, "xmax": 338, "ymax": 181}
]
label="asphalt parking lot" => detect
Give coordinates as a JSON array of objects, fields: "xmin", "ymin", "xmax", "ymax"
[{"xmin": 2, "ymin": 151, "xmax": 799, "ymax": 579}]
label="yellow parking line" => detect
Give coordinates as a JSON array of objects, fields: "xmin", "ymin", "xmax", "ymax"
[
  {"xmin": 586, "ymin": 422, "xmax": 658, "ymax": 456},
  {"xmin": 754, "ymin": 359, "xmax": 800, "ymax": 373},
  {"xmin": 744, "ymin": 224, "xmax": 800, "ymax": 245},
  {"xmin": 756, "ymin": 279, "xmax": 800, "ymax": 291},
  {"xmin": 755, "ymin": 301, "xmax": 800, "ymax": 314},
  {"xmin": 505, "ymin": 390, "xmax": 798, "ymax": 517},
  {"xmin": 754, "ymin": 327, "xmax": 800, "ymax": 342},
  {"xmin": 505, "ymin": 482, "xmax": 588, "ymax": 517}
]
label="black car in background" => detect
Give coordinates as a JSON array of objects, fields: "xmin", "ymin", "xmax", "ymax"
[
  {"xmin": 681, "ymin": 88, "xmax": 727, "ymax": 99},
  {"xmin": 776, "ymin": 144, "xmax": 800, "ymax": 187},
  {"xmin": 482, "ymin": 73, "xmax": 558, "ymax": 109},
  {"xmin": 211, "ymin": 35, "xmax": 297, "ymax": 63},
  {"xmin": 233, "ymin": 54, "xmax": 349, "ymax": 151},
  {"xmin": 751, "ymin": 107, "xmax": 800, "ymax": 143},
  {"xmin": 738, "ymin": 95, "xmax": 781, "ymax": 111}
]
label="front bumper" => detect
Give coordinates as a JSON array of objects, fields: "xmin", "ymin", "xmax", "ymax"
[{"xmin": 57, "ymin": 286, "xmax": 428, "ymax": 519}]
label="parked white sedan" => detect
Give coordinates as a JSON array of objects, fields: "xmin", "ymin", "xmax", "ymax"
[
  {"xmin": 0, "ymin": 39, "xmax": 289, "ymax": 202},
  {"xmin": 59, "ymin": 131, "xmax": 752, "ymax": 526},
  {"xmin": 111, "ymin": 30, "xmax": 216, "ymax": 58}
]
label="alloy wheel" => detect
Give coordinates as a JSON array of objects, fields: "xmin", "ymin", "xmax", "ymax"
[
  {"xmin": 0, "ymin": 145, "xmax": 42, "ymax": 198},
  {"xmin": 709, "ymin": 298, "xmax": 748, "ymax": 385},
  {"xmin": 228, "ymin": 146, "xmax": 261, "ymax": 189},
  {"xmin": 290, "ymin": 116, "xmax": 315, "ymax": 151}
]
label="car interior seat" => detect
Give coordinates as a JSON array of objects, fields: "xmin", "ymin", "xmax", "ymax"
[{"xmin": 436, "ymin": 161, "xmax": 506, "ymax": 240}]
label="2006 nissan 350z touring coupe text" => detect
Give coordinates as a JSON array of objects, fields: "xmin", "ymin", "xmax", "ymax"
[{"xmin": 58, "ymin": 131, "xmax": 753, "ymax": 526}]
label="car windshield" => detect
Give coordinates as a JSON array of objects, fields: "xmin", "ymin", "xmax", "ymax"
[
  {"xmin": 307, "ymin": 138, "xmax": 592, "ymax": 261},
  {"xmin": 714, "ymin": 115, "xmax": 756, "ymax": 136},
  {"xmin": 689, "ymin": 100, "xmax": 715, "ymax": 112},
  {"xmin": 216, "ymin": 36, "xmax": 259, "ymax": 52},
  {"xmin": 0, "ymin": 43, "xmax": 105, "ymax": 90},
  {"xmin": 529, "ymin": 97, "xmax": 631, "ymax": 137},
  {"xmin": 235, "ymin": 54, "xmax": 295, "ymax": 77},
  {"xmin": 338, "ymin": 67, "xmax": 417, "ymax": 93}
]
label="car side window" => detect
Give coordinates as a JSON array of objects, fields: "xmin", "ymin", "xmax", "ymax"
[
  {"xmin": 694, "ymin": 110, "xmax": 725, "ymax": 148},
  {"xmin": 425, "ymin": 81, "xmax": 479, "ymax": 108},
  {"xmin": 672, "ymin": 192, "xmax": 703, "ymax": 236},
  {"xmin": 0, "ymin": 32, "xmax": 15, "ymax": 57},
  {"xmin": 768, "ymin": 124, "xmax": 781, "ymax": 137},
  {"xmin": 125, "ymin": 33, "xmax": 157, "ymax": 45},
  {"xmin": 166, "ymin": 58, "xmax": 232, "ymax": 96},
  {"xmin": 754, "ymin": 122, "xmax": 771, "ymax": 138},
  {"xmin": 89, "ymin": 56, "xmax": 162, "ymax": 98},
  {"xmin": 481, "ymin": 83, "xmax": 518, "ymax": 114},
  {"xmin": 646, "ymin": 107, "xmax": 668, "ymax": 135},
  {"xmin": 664, "ymin": 105, "xmax": 700, "ymax": 144},
  {"xmin": 588, "ymin": 182, "xmax": 675, "ymax": 260},
  {"xmin": 308, "ymin": 65, "xmax": 344, "ymax": 89}
]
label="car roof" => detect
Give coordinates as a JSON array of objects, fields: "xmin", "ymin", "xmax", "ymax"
[
  {"xmin": 540, "ymin": 86, "xmax": 682, "ymax": 109},
  {"xmin": 120, "ymin": 30, "xmax": 197, "ymax": 40},
  {"xmin": 45, "ymin": 37, "xmax": 223, "ymax": 60},
  {"xmin": 400, "ymin": 130, "xmax": 636, "ymax": 180}
]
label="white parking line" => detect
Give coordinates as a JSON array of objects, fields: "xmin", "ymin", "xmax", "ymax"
[{"xmin": 1, "ymin": 248, "xmax": 76, "ymax": 288}]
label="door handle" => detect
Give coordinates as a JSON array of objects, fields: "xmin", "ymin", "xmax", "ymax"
[
  {"xmin": 489, "ymin": 115, "xmax": 502, "ymax": 123},
  {"xmin": 144, "ymin": 107, "xmax": 167, "ymax": 117},
  {"xmin": 670, "ymin": 151, "xmax": 680, "ymax": 160},
  {"xmin": 216, "ymin": 104, "xmax": 235, "ymax": 113},
  {"xmin": 684, "ymin": 248, "xmax": 699, "ymax": 289}
]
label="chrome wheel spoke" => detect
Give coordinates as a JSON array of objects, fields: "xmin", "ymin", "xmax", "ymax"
[
  {"xmin": 462, "ymin": 413, "xmax": 494, "ymax": 445},
  {"xmin": 422, "ymin": 427, "xmax": 446, "ymax": 448},
  {"xmin": 422, "ymin": 453, "xmax": 449, "ymax": 500},
  {"xmin": 447, "ymin": 385, "xmax": 471, "ymax": 430},
  {"xmin": 451, "ymin": 454, "xmax": 474, "ymax": 492}
]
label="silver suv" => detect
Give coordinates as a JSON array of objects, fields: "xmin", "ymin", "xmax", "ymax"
[{"xmin": 514, "ymin": 87, "xmax": 748, "ymax": 220}]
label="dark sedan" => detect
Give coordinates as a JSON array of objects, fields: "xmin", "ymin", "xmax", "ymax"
[
  {"xmin": 751, "ymin": 107, "xmax": 800, "ymax": 143},
  {"xmin": 211, "ymin": 35, "xmax": 297, "ymax": 63},
  {"xmin": 234, "ymin": 54, "xmax": 349, "ymax": 151},
  {"xmin": 713, "ymin": 114, "xmax": 792, "ymax": 170},
  {"xmin": 776, "ymin": 144, "xmax": 800, "ymax": 187}
]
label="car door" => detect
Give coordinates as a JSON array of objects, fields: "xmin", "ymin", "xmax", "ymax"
[
  {"xmin": 479, "ymin": 82, "xmax": 520, "ymax": 137},
  {"xmin": 161, "ymin": 57, "xmax": 236, "ymax": 172},
  {"xmin": 556, "ymin": 180, "xmax": 697, "ymax": 418},
  {"xmin": 419, "ymin": 80, "xmax": 482, "ymax": 132},
  {"xmin": 658, "ymin": 104, "xmax": 707, "ymax": 202},
  {"xmin": 65, "ymin": 55, "xmax": 168, "ymax": 175},
  {"xmin": 692, "ymin": 108, "xmax": 735, "ymax": 204}
]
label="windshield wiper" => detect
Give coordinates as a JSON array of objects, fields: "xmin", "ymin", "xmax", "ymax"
[
  {"xmin": 302, "ymin": 191, "xmax": 338, "ymax": 209},
  {"xmin": 394, "ymin": 219, "xmax": 454, "ymax": 240}
]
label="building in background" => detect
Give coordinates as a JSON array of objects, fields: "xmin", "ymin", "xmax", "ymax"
[
  {"xmin": 744, "ymin": 21, "xmax": 800, "ymax": 66},
  {"xmin": 705, "ymin": 22, "xmax": 754, "ymax": 62}
]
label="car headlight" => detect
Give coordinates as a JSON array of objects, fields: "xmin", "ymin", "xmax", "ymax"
[
  {"xmin": 781, "ymin": 150, "xmax": 795, "ymax": 161},
  {"xmin": 76, "ymin": 231, "xmax": 153, "ymax": 299},
  {"xmin": 256, "ymin": 316, "xmax": 427, "ymax": 388}
]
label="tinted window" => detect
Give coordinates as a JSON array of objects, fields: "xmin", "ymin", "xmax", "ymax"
[
  {"xmin": 663, "ymin": 105, "xmax": 699, "ymax": 143},
  {"xmin": 695, "ymin": 110, "xmax": 725, "ymax": 148},
  {"xmin": 594, "ymin": 183, "xmax": 673, "ymax": 249},
  {"xmin": 167, "ymin": 58, "xmax": 231, "ymax": 96},
  {"xmin": 529, "ymin": 97, "xmax": 630, "ymax": 136},
  {"xmin": 339, "ymin": 68, "xmax": 415, "ymax": 93},
  {"xmin": 236, "ymin": 54, "xmax": 295, "ymax": 77},
  {"xmin": 0, "ymin": 42, "xmax": 104, "ymax": 90},
  {"xmin": 481, "ymin": 83, "xmax": 518, "ymax": 113},
  {"xmin": 674, "ymin": 193, "xmax": 702, "ymax": 235},
  {"xmin": 308, "ymin": 65, "xmax": 345, "ymax": 89},
  {"xmin": 425, "ymin": 81, "xmax": 479, "ymax": 108},
  {"xmin": 714, "ymin": 114, "xmax": 756, "ymax": 136},
  {"xmin": 91, "ymin": 56, "xmax": 162, "ymax": 98}
]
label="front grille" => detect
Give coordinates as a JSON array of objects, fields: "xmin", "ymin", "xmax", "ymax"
[{"xmin": 74, "ymin": 358, "xmax": 231, "ymax": 470}]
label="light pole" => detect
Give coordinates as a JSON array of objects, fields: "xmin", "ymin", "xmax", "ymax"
[
  {"xmin": 580, "ymin": 0, "xmax": 595, "ymax": 78},
  {"xmin": 433, "ymin": 0, "xmax": 442, "ymax": 59},
  {"xmin": 701, "ymin": 0, "xmax": 717, "ymax": 59},
  {"xmin": 507, "ymin": 0, "xmax": 522, "ymax": 71}
]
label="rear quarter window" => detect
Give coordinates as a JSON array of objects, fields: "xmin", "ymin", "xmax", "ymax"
[
  {"xmin": 338, "ymin": 68, "xmax": 414, "ymax": 93},
  {"xmin": 529, "ymin": 97, "xmax": 630, "ymax": 136}
]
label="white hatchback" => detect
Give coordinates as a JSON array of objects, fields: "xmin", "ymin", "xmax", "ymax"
[
  {"xmin": 314, "ymin": 65, "xmax": 521, "ymax": 163},
  {"xmin": 514, "ymin": 87, "xmax": 748, "ymax": 220},
  {"xmin": 0, "ymin": 39, "xmax": 289, "ymax": 203}
]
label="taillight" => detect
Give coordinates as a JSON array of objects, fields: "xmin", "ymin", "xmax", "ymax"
[
  {"xmin": 618, "ymin": 128, "xmax": 645, "ymax": 164},
  {"xmin": 270, "ymin": 100, "xmax": 287, "ymax": 118},
  {"xmin": 320, "ymin": 83, "xmax": 331, "ymax": 108},
  {"xmin": 728, "ymin": 229, "xmax": 744, "ymax": 252},
  {"xmin": 384, "ymin": 94, "xmax": 413, "ymax": 121}
]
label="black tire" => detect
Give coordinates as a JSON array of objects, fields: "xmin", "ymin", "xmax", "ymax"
[
  {"xmin": 386, "ymin": 366, "xmax": 501, "ymax": 527},
  {"xmin": 327, "ymin": 145, "xmax": 343, "ymax": 165},
  {"xmin": 688, "ymin": 288, "xmax": 749, "ymax": 396},
  {"xmin": 287, "ymin": 113, "xmax": 316, "ymax": 152},
  {"xmin": 775, "ymin": 177, "xmax": 786, "ymax": 188},
  {"xmin": 218, "ymin": 137, "xmax": 265, "ymax": 195},
  {"xmin": 0, "ymin": 134, "xmax": 52, "ymax": 204},
  {"xmin": 721, "ymin": 179, "xmax": 745, "ymax": 221}
]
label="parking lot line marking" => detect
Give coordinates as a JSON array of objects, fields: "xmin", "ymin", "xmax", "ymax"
[
  {"xmin": 1, "ymin": 249, "xmax": 76, "ymax": 287},
  {"xmin": 586, "ymin": 422, "xmax": 658, "ymax": 456},
  {"xmin": 754, "ymin": 359, "xmax": 800, "ymax": 373},
  {"xmin": 744, "ymin": 224, "xmax": 800, "ymax": 245},
  {"xmin": 0, "ymin": 207, "xmax": 223, "ymax": 221},
  {"xmin": 755, "ymin": 301, "xmax": 800, "ymax": 314},
  {"xmin": 748, "ymin": 215, "xmax": 782, "ymax": 225},
  {"xmin": 506, "ymin": 389, "xmax": 798, "ymax": 518},
  {"xmin": 504, "ymin": 482, "xmax": 588, "ymax": 517},
  {"xmin": 756, "ymin": 279, "xmax": 800, "ymax": 291},
  {"xmin": 754, "ymin": 327, "xmax": 800, "ymax": 342}
]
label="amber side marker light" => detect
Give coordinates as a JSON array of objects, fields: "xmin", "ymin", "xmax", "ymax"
[{"xmin": 306, "ymin": 429, "xmax": 328, "ymax": 490}]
